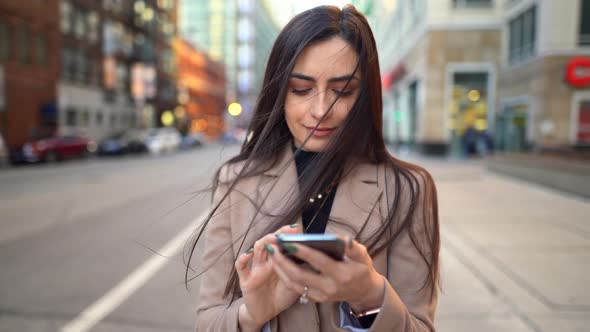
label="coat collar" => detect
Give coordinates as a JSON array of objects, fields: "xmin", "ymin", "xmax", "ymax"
[{"xmin": 257, "ymin": 142, "xmax": 383, "ymax": 240}]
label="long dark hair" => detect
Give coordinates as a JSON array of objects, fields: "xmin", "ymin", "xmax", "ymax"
[{"xmin": 185, "ymin": 4, "xmax": 439, "ymax": 302}]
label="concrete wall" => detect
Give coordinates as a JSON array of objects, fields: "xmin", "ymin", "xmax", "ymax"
[
  {"xmin": 58, "ymin": 83, "xmax": 134, "ymax": 141},
  {"xmin": 537, "ymin": 0, "xmax": 583, "ymax": 53},
  {"xmin": 428, "ymin": 0, "xmax": 505, "ymax": 26},
  {"xmin": 498, "ymin": 55, "xmax": 585, "ymax": 147},
  {"xmin": 428, "ymin": 29, "xmax": 502, "ymax": 143}
]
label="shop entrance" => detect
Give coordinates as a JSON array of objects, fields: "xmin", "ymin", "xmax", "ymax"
[
  {"xmin": 449, "ymin": 72, "xmax": 490, "ymax": 157},
  {"xmin": 496, "ymin": 104, "xmax": 529, "ymax": 152}
]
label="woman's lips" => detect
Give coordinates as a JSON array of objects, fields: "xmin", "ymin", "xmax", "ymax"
[{"xmin": 305, "ymin": 126, "xmax": 335, "ymax": 137}]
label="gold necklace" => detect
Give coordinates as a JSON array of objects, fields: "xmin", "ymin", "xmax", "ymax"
[{"xmin": 303, "ymin": 184, "xmax": 337, "ymax": 233}]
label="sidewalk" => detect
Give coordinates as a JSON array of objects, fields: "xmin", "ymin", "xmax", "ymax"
[
  {"xmin": 485, "ymin": 152, "xmax": 590, "ymax": 199},
  {"xmin": 392, "ymin": 151, "xmax": 590, "ymax": 332}
]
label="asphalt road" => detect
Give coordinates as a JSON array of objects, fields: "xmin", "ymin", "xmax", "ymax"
[
  {"xmin": 1, "ymin": 145, "xmax": 589, "ymax": 332},
  {"xmin": 0, "ymin": 144, "xmax": 239, "ymax": 332}
]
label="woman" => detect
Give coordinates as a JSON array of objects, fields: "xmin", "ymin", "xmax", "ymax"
[{"xmin": 186, "ymin": 5, "xmax": 440, "ymax": 332}]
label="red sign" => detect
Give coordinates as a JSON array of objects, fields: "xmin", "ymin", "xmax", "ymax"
[
  {"xmin": 381, "ymin": 63, "xmax": 406, "ymax": 90},
  {"xmin": 565, "ymin": 57, "xmax": 590, "ymax": 88}
]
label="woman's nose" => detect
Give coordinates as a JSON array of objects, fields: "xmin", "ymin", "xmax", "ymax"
[{"xmin": 310, "ymin": 90, "xmax": 333, "ymax": 120}]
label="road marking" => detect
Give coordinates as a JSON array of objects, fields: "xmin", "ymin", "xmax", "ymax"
[{"xmin": 60, "ymin": 211, "xmax": 209, "ymax": 332}]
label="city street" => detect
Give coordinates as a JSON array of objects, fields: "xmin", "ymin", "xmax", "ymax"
[{"xmin": 0, "ymin": 145, "xmax": 589, "ymax": 332}]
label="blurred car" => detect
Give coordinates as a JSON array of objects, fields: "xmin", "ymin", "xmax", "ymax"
[
  {"xmin": 22, "ymin": 134, "xmax": 97, "ymax": 163},
  {"xmin": 97, "ymin": 132, "xmax": 126, "ymax": 156},
  {"xmin": 0, "ymin": 134, "xmax": 7, "ymax": 167},
  {"xmin": 145, "ymin": 127, "xmax": 181, "ymax": 154},
  {"xmin": 222, "ymin": 128, "xmax": 247, "ymax": 145},
  {"xmin": 123, "ymin": 130, "xmax": 149, "ymax": 154},
  {"xmin": 97, "ymin": 131, "xmax": 147, "ymax": 156},
  {"xmin": 180, "ymin": 133, "xmax": 204, "ymax": 150}
]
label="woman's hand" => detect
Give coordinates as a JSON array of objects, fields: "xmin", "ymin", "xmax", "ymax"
[
  {"xmin": 235, "ymin": 224, "xmax": 302, "ymax": 330},
  {"xmin": 269, "ymin": 237, "xmax": 385, "ymax": 312}
]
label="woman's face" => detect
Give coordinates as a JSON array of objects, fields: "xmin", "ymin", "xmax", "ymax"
[{"xmin": 284, "ymin": 36, "xmax": 361, "ymax": 152}]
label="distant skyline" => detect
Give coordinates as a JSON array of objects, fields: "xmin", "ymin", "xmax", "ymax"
[
  {"xmin": 263, "ymin": 0, "xmax": 399, "ymax": 28},
  {"xmin": 263, "ymin": 0, "xmax": 352, "ymax": 28}
]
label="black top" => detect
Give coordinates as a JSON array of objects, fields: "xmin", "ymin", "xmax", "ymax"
[{"xmin": 293, "ymin": 146, "xmax": 338, "ymax": 234}]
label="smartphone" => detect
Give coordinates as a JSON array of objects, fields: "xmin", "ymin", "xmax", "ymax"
[{"xmin": 276, "ymin": 234, "xmax": 345, "ymax": 265}]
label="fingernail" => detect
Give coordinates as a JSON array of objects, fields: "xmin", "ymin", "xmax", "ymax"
[
  {"xmin": 290, "ymin": 223, "xmax": 299, "ymax": 228},
  {"xmin": 283, "ymin": 243, "xmax": 298, "ymax": 254},
  {"xmin": 348, "ymin": 238, "xmax": 353, "ymax": 249},
  {"xmin": 246, "ymin": 248, "xmax": 254, "ymax": 254},
  {"xmin": 264, "ymin": 243, "xmax": 275, "ymax": 255}
]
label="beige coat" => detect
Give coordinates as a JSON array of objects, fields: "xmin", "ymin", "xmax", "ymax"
[{"xmin": 195, "ymin": 144, "xmax": 437, "ymax": 331}]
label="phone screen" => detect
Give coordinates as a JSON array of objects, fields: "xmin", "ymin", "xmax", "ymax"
[{"xmin": 276, "ymin": 234, "xmax": 345, "ymax": 264}]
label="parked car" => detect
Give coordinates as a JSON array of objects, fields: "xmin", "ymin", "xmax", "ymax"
[
  {"xmin": 97, "ymin": 132, "xmax": 126, "ymax": 156},
  {"xmin": 97, "ymin": 131, "xmax": 147, "ymax": 156},
  {"xmin": 180, "ymin": 133, "xmax": 204, "ymax": 150},
  {"xmin": 123, "ymin": 130, "xmax": 149, "ymax": 154},
  {"xmin": 22, "ymin": 134, "xmax": 97, "ymax": 163},
  {"xmin": 145, "ymin": 127, "xmax": 181, "ymax": 154}
]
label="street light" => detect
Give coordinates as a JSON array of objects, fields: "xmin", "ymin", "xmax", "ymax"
[
  {"xmin": 228, "ymin": 102, "xmax": 242, "ymax": 116},
  {"xmin": 161, "ymin": 110, "xmax": 174, "ymax": 126}
]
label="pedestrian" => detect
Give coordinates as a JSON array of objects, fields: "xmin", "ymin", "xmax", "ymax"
[
  {"xmin": 463, "ymin": 126, "xmax": 478, "ymax": 157},
  {"xmin": 186, "ymin": 5, "xmax": 440, "ymax": 332}
]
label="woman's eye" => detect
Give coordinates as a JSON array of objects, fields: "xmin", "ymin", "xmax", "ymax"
[
  {"xmin": 291, "ymin": 88, "xmax": 312, "ymax": 96},
  {"xmin": 333, "ymin": 89, "xmax": 353, "ymax": 97}
]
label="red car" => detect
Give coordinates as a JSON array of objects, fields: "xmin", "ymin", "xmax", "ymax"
[{"xmin": 22, "ymin": 135, "xmax": 97, "ymax": 163}]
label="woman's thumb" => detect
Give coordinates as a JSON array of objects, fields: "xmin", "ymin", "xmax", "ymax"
[{"xmin": 344, "ymin": 237, "xmax": 368, "ymax": 262}]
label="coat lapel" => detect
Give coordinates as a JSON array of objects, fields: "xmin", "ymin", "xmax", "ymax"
[
  {"xmin": 255, "ymin": 144, "xmax": 304, "ymax": 228},
  {"xmin": 326, "ymin": 162, "xmax": 383, "ymax": 241}
]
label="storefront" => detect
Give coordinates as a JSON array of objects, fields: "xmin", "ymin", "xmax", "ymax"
[
  {"xmin": 567, "ymin": 57, "xmax": 590, "ymax": 147},
  {"xmin": 574, "ymin": 99, "xmax": 590, "ymax": 146},
  {"xmin": 496, "ymin": 102, "xmax": 530, "ymax": 152}
]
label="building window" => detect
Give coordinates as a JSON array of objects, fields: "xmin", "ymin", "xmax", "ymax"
[
  {"xmin": 89, "ymin": 58, "xmax": 100, "ymax": 86},
  {"xmin": 81, "ymin": 109, "xmax": 90, "ymax": 126},
  {"xmin": 110, "ymin": 113, "xmax": 116, "ymax": 127},
  {"xmin": 0, "ymin": 22, "xmax": 10, "ymax": 62},
  {"xmin": 96, "ymin": 111, "xmax": 103, "ymax": 126},
  {"xmin": 116, "ymin": 63, "xmax": 128, "ymax": 92},
  {"xmin": 66, "ymin": 108, "xmax": 77, "ymax": 126},
  {"xmin": 61, "ymin": 47, "xmax": 74, "ymax": 80},
  {"xmin": 88, "ymin": 11, "xmax": 100, "ymax": 44},
  {"xmin": 34, "ymin": 34, "xmax": 48, "ymax": 66},
  {"xmin": 74, "ymin": 8, "xmax": 86, "ymax": 39},
  {"xmin": 17, "ymin": 25, "xmax": 31, "ymax": 64},
  {"xmin": 580, "ymin": 0, "xmax": 590, "ymax": 46},
  {"xmin": 103, "ymin": 0, "xmax": 124, "ymax": 14},
  {"xmin": 75, "ymin": 50, "xmax": 87, "ymax": 83},
  {"xmin": 509, "ymin": 5, "xmax": 536, "ymax": 63},
  {"xmin": 60, "ymin": 0, "xmax": 72, "ymax": 34},
  {"xmin": 453, "ymin": 0, "xmax": 493, "ymax": 8}
]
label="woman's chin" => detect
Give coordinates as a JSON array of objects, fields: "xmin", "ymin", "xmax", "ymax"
[{"xmin": 297, "ymin": 140, "xmax": 328, "ymax": 152}]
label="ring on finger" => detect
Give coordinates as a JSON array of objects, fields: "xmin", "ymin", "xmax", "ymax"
[{"xmin": 299, "ymin": 286, "xmax": 309, "ymax": 304}]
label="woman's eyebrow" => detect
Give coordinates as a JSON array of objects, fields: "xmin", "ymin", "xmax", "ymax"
[{"xmin": 289, "ymin": 72, "xmax": 360, "ymax": 83}]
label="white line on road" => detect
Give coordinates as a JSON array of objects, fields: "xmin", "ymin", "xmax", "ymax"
[{"xmin": 60, "ymin": 211, "xmax": 209, "ymax": 332}]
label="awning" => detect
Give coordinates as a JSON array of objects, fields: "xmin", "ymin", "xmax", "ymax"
[{"xmin": 381, "ymin": 63, "xmax": 406, "ymax": 90}]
